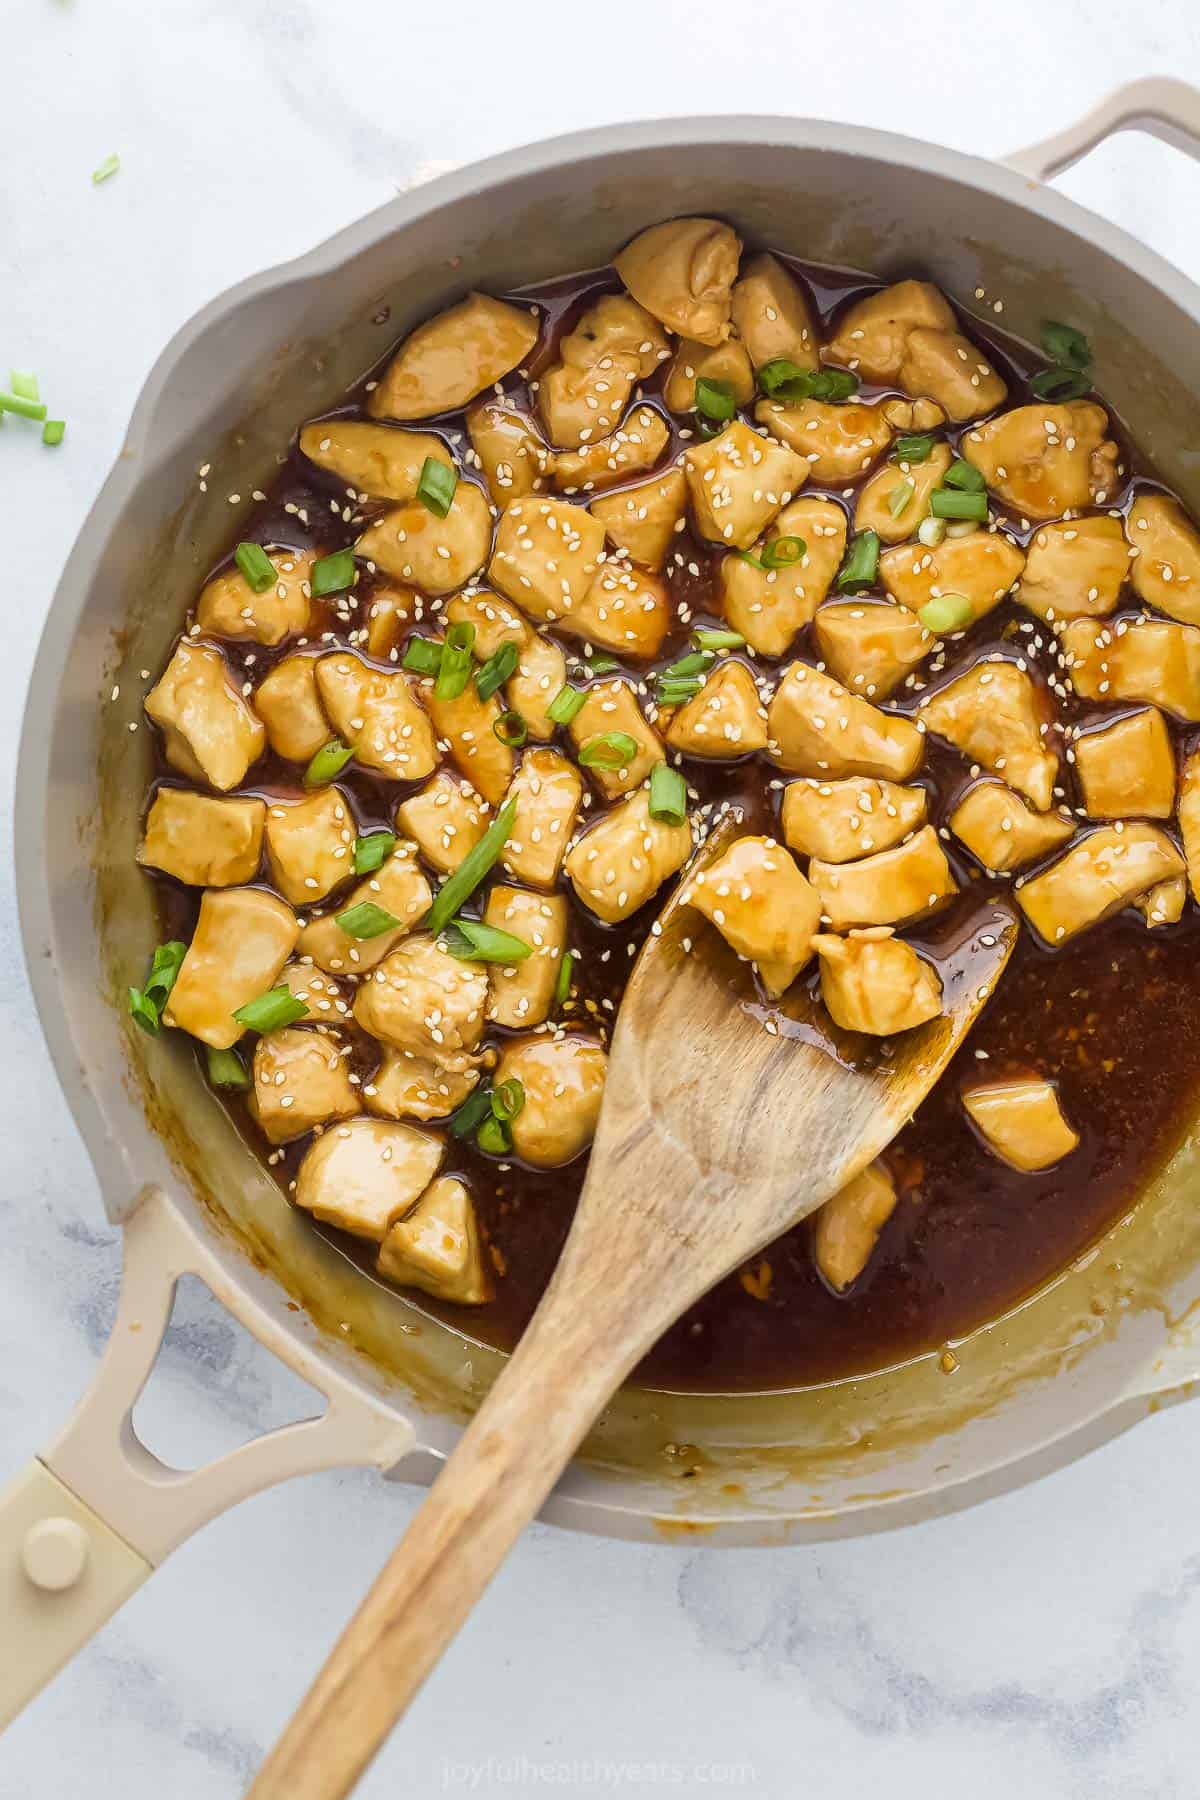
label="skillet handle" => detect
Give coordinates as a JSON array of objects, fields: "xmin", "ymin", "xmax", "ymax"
[
  {"xmin": 0, "ymin": 1186, "xmax": 415, "ymax": 1730},
  {"xmin": 1005, "ymin": 76, "xmax": 1200, "ymax": 181}
]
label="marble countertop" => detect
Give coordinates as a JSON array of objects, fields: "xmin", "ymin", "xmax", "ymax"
[{"xmin": 6, "ymin": 1, "xmax": 1200, "ymax": 1793}]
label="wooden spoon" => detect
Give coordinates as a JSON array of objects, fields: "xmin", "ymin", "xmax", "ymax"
[{"xmin": 249, "ymin": 839, "xmax": 1017, "ymax": 1800}]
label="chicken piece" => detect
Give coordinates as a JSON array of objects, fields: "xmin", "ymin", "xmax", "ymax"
[
  {"xmin": 1127, "ymin": 494, "xmax": 1200, "ymax": 625},
  {"xmin": 250, "ymin": 1027, "xmax": 361, "ymax": 1145},
  {"xmin": 568, "ymin": 679, "xmax": 663, "ymax": 798},
  {"xmin": 754, "ymin": 398, "xmax": 894, "ymax": 484},
  {"xmin": 855, "ymin": 444, "xmax": 953, "ymax": 544},
  {"xmin": 444, "ymin": 589, "xmax": 567, "ymax": 741},
  {"xmin": 353, "ymin": 933, "xmax": 490, "ymax": 1068},
  {"xmin": 881, "ymin": 398, "xmax": 948, "ymax": 435},
  {"xmin": 552, "ymin": 405, "xmax": 669, "ymax": 496},
  {"xmin": 298, "ymin": 421, "xmax": 453, "ymax": 502},
  {"xmin": 823, "ymin": 281, "xmax": 957, "ymax": 383},
  {"xmin": 568, "ymin": 561, "xmax": 672, "ymax": 658},
  {"xmin": 813, "ymin": 600, "xmax": 931, "ymax": 701},
  {"xmin": 813, "ymin": 1161, "xmax": 898, "ymax": 1291},
  {"xmin": 264, "ymin": 788, "xmax": 355, "ymax": 906},
  {"xmin": 466, "ymin": 400, "xmax": 552, "ymax": 503},
  {"xmin": 368, "ymin": 292, "xmax": 538, "ymax": 421},
  {"xmin": 1074, "ymin": 707, "xmax": 1175, "ymax": 819},
  {"xmin": 314, "ymin": 653, "xmax": 438, "ymax": 780},
  {"xmin": 719, "ymin": 496, "xmax": 846, "ymax": 657},
  {"xmin": 488, "ymin": 497, "xmax": 606, "ymax": 623},
  {"xmin": 682, "ymin": 419, "xmax": 808, "ymax": 550},
  {"xmin": 537, "ymin": 293, "xmax": 670, "ymax": 448},
  {"xmin": 294, "ymin": 1118, "xmax": 443, "ymax": 1242},
  {"xmin": 396, "ymin": 770, "xmax": 489, "ymax": 875},
  {"xmin": 809, "ymin": 825, "xmax": 958, "ymax": 930},
  {"xmin": 276, "ymin": 961, "xmax": 352, "ymax": 1021},
  {"xmin": 590, "ymin": 467, "xmax": 688, "ymax": 572},
  {"xmin": 919, "ymin": 660, "xmax": 1057, "ymax": 810},
  {"xmin": 949, "ymin": 781, "xmax": 1074, "ymax": 873},
  {"xmin": 364, "ymin": 586, "xmax": 420, "ymax": 660},
  {"xmin": 767, "ymin": 662, "xmax": 924, "ymax": 780},
  {"xmin": 253, "ymin": 654, "xmax": 329, "ymax": 763},
  {"xmin": 1179, "ymin": 749, "xmax": 1200, "ymax": 900},
  {"xmin": 897, "ymin": 328, "xmax": 1007, "ymax": 423},
  {"xmin": 963, "ymin": 1079, "xmax": 1079, "ymax": 1172},
  {"xmin": 195, "ymin": 548, "xmax": 314, "ymax": 647},
  {"xmin": 164, "ymin": 888, "xmax": 298, "ymax": 1049},
  {"xmin": 961, "ymin": 401, "xmax": 1118, "ymax": 519},
  {"xmin": 813, "ymin": 930, "xmax": 943, "ymax": 1035},
  {"xmin": 1018, "ymin": 516, "xmax": 1130, "ymax": 622},
  {"xmin": 377, "ymin": 1176, "xmax": 492, "ymax": 1304},
  {"xmin": 484, "ymin": 885, "xmax": 567, "ymax": 1029},
  {"xmin": 425, "ymin": 681, "xmax": 515, "ymax": 807},
  {"xmin": 687, "ymin": 835, "xmax": 820, "ymax": 997},
  {"xmin": 730, "ymin": 252, "xmax": 820, "ymax": 372},
  {"xmin": 138, "ymin": 789, "xmax": 265, "ymax": 887},
  {"xmin": 614, "ymin": 217, "xmax": 741, "ymax": 346},
  {"xmin": 355, "ymin": 482, "xmax": 491, "ymax": 597},
  {"xmin": 664, "ymin": 659, "xmax": 768, "ymax": 757},
  {"xmin": 1017, "ymin": 823, "xmax": 1185, "ymax": 944},
  {"xmin": 879, "ymin": 529, "xmax": 1025, "ymax": 629},
  {"xmin": 500, "ymin": 748, "xmax": 583, "ymax": 888},
  {"xmin": 145, "ymin": 642, "xmax": 265, "ymax": 791},
  {"xmin": 1062, "ymin": 616, "xmax": 1200, "ymax": 720},
  {"xmin": 663, "ymin": 338, "xmax": 755, "ymax": 414},
  {"xmin": 364, "ymin": 1050, "xmax": 481, "ymax": 1123},
  {"xmin": 781, "ymin": 777, "xmax": 926, "ymax": 862},
  {"xmin": 1136, "ymin": 876, "xmax": 1187, "ymax": 927},
  {"xmin": 297, "ymin": 841, "xmax": 432, "ymax": 975},
  {"xmin": 565, "ymin": 785, "xmax": 692, "ymax": 924},
  {"xmin": 493, "ymin": 1034, "xmax": 608, "ymax": 1167}
]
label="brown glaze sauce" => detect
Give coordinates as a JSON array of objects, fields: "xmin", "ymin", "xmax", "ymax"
[{"xmin": 147, "ymin": 249, "xmax": 1200, "ymax": 1392}]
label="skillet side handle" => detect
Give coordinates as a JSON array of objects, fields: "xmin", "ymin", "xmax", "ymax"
[
  {"xmin": 1005, "ymin": 76, "xmax": 1200, "ymax": 181},
  {"xmin": 0, "ymin": 1186, "xmax": 415, "ymax": 1730}
]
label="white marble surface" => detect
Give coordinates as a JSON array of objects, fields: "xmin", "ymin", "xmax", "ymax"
[{"xmin": 6, "ymin": 1, "xmax": 1200, "ymax": 1793}]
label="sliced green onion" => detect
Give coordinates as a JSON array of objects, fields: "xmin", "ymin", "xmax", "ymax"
[
  {"xmin": 353, "ymin": 830, "xmax": 396, "ymax": 875},
  {"xmin": 584, "ymin": 651, "xmax": 621, "ymax": 675},
  {"xmin": 1030, "ymin": 365, "xmax": 1092, "ymax": 402},
  {"xmin": 232, "ymin": 987, "xmax": 309, "ymax": 1033},
  {"xmin": 493, "ymin": 710, "xmax": 527, "ymax": 748},
  {"xmin": 491, "ymin": 1078, "xmax": 525, "ymax": 1122},
  {"xmin": 416, "ymin": 455, "xmax": 457, "ymax": 517},
  {"xmin": 762, "ymin": 535, "xmax": 805, "ymax": 569},
  {"xmin": 918, "ymin": 516, "xmax": 947, "ymax": 548},
  {"xmin": 402, "ymin": 636, "xmax": 443, "ymax": 676},
  {"xmin": 0, "ymin": 390, "xmax": 47, "ymax": 421},
  {"xmin": 304, "ymin": 738, "xmax": 354, "ymax": 787},
  {"xmin": 918, "ymin": 592, "xmax": 974, "ymax": 634},
  {"xmin": 426, "ymin": 796, "xmax": 518, "ymax": 933},
  {"xmin": 10, "ymin": 371, "xmax": 39, "ymax": 402},
  {"xmin": 836, "ymin": 530, "xmax": 880, "ymax": 593},
  {"xmin": 477, "ymin": 1114, "xmax": 512, "ymax": 1155},
  {"xmin": 887, "ymin": 479, "xmax": 915, "ymax": 519},
  {"xmin": 449, "ymin": 1084, "xmax": 494, "ymax": 1140},
  {"xmin": 206, "ymin": 1046, "xmax": 250, "ymax": 1089},
  {"xmin": 693, "ymin": 627, "xmax": 745, "ymax": 651},
  {"xmin": 553, "ymin": 949, "xmax": 575, "ymax": 1008},
  {"xmin": 648, "ymin": 763, "xmax": 688, "ymax": 825},
  {"xmin": 578, "ymin": 731, "xmax": 638, "ymax": 770},
  {"xmin": 336, "ymin": 901, "xmax": 402, "ymax": 939},
  {"xmin": 930, "ymin": 488, "xmax": 988, "ymax": 521},
  {"xmin": 656, "ymin": 679, "xmax": 704, "ymax": 705},
  {"xmin": 695, "ymin": 415, "xmax": 724, "ymax": 440},
  {"xmin": 807, "ymin": 368, "xmax": 859, "ymax": 402},
  {"xmin": 444, "ymin": 917, "xmax": 532, "ymax": 963},
  {"xmin": 659, "ymin": 651, "xmax": 713, "ymax": 681},
  {"xmin": 144, "ymin": 940, "xmax": 188, "ymax": 1006},
  {"xmin": 757, "ymin": 358, "xmax": 815, "ymax": 401},
  {"xmin": 128, "ymin": 987, "xmax": 162, "ymax": 1036},
  {"xmin": 893, "ymin": 433, "xmax": 937, "ymax": 463},
  {"xmin": 42, "ymin": 419, "xmax": 66, "ymax": 446},
  {"xmin": 92, "ymin": 152, "xmax": 120, "ymax": 184},
  {"xmin": 1040, "ymin": 320, "xmax": 1091, "ymax": 371},
  {"xmin": 311, "ymin": 549, "xmax": 357, "ymax": 597},
  {"xmin": 234, "ymin": 541, "xmax": 277, "ymax": 592},
  {"xmin": 695, "ymin": 377, "xmax": 737, "ymax": 423},
  {"xmin": 476, "ymin": 640, "xmax": 519, "ymax": 701},
  {"xmin": 943, "ymin": 458, "xmax": 986, "ymax": 493},
  {"xmin": 547, "ymin": 683, "xmax": 586, "ymax": 726},
  {"xmin": 435, "ymin": 619, "xmax": 475, "ymax": 700}
]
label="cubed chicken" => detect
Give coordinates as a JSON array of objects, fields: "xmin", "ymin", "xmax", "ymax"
[
  {"xmin": 364, "ymin": 1049, "xmax": 481, "ymax": 1123},
  {"xmin": 466, "ymin": 401, "xmax": 552, "ymax": 503},
  {"xmin": 297, "ymin": 421, "xmax": 453, "ymax": 502},
  {"xmin": 367, "ymin": 292, "xmax": 539, "ymax": 420},
  {"xmin": 880, "ymin": 398, "xmax": 948, "ymax": 435},
  {"xmin": 254, "ymin": 654, "xmax": 330, "ymax": 763},
  {"xmin": 493, "ymin": 1033, "xmax": 608, "ymax": 1167},
  {"xmin": 537, "ymin": 293, "xmax": 670, "ymax": 448},
  {"xmin": 754, "ymin": 398, "xmax": 894, "ymax": 483},
  {"xmin": 264, "ymin": 788, "xmax": 355, "ymax": 906},
  {"xmin": 138, "ymin": 789, "xmax": 265, "ymax": 887},
  {"xmin": 686, "ymin": 835, "xmax": 820, "ymax": 997},
  {"xmin": 614, "ymin": 217, "xmax": 742, "ymax": 346},
  {"xmin": 444, "ymin": 589, "xmax": 567, "ymax": 740},
  {"xmin": 1127, "ymin": 493, "xmax": 1200, "ymax": 624},
  {"xmin": 919, "ymin": 660, "xmax": 1057, "ymax": 811},
  {"xmin": 145, "ymin": 641, "xmax": 265, "ymax": 791},
  {"xmin": 293, "ymin": 1117, "xmax": 443, "ymax": 1242},
  {"xmin": 314, "ymin": 652, "xmax": 438, "ymax": 779},
  {"xmin": 897, "ymin": 328, "xmax": 1007, "ymax": 423},
  {"xmin": 488, "ymin": 497, "xmax": 606, "ymax": 623},
  {"xmin": 682, "ymin": 419, "xmax": 808, "ymax": 550},
  {"xmin": 565, "ymin": 785, "xmax": 692, "ymax": 924},
  {"xmin": 855, "ymin": 444, "xmax": 952, "ymax": 544},
  {"xmin": 809, "ymin": 825, "xmax": 958, "ymax": 930},
  {"xmin": 1137, "ymin": 876, "xmax": 1187, "ymax": 927},
  {"xmin": 355, "ymin": 481, "xmax": 491, "ymax": 596},
  {"xmin": 730, "ymin": 253, "xmax": 820, "ymax": 372},
  {"xmin": 664, "ymin": 659, "xmax": 768, "ymax": 757},
  {"xmin": 164, "ymin": 887, "xmax": 298, "ymax": 1049},
  {"xmin": 813, "ymin": 930, "xmax": 943, "ymax": 1035},
  {"xmin": 879, "ymin": 529, "xmax": 1025, "ymax": 629},
  {"xmin": 961, "ymin": 401, "xmax": 1119, "ymax": 519},
  {"xmin": 568, "ymin": 679, "xmax": 663, "ymax": 798},
  {"xmin": 195, "ymin": 548, "xmax": 314, "ymax": 647},
  {"xmin": 426, "ymin": 681, "xmax": 515, "ymax": 806},
  {"xmin": 963, "ymin": 1078, "xmax": 1079, "ymax": 1171},
  {"xmin": 297, "ymin": 841, "xmax": 432, "ymax": 975},
  {"xmin": 767, "ymin": 662, "xmax": 925, "ymax": 780},
  {"xmin": 781, "ymin": 777, "xmax": 926, "ymax": 862},
  {"xmin": 250, "ymin": 1027, "xmax": 361, "ymax": 1145},
  {"xmin": 364, "ymin": 586, "xmax": 420, "ymax": 660},
  {"xmin": 719, "ymin": 496, "xmax": 846, "ymax": 657},
  {"xmin": 1062, "ymin": 616, "xmax": 1200, "ymax": 720},
  {"xmin": 500, "ymin": 748, "xmax": 583, "ymax": 888},
  {"xmin": 823, "ymin": 281, "xmax": 958, "ymax": 383},
  {"xmin": 276, "ymin": 962, "xmax": 352, "ymax": 1022},
  {"xmin": 949, "ymin": 781, "xmax": 1074, "ymax": 873},
  {"xmin": 813, "ymin": 1161, "xmax": 898, "ymax": 1291},
  {"xmin": 553, "ymin": 405, "xmax": 669, "ymax": 494},
  {"xmin": 813, "ymin": 600, "xmax": 932, "ymax": 700},
  {"xmin": 1018, "ymin": 516, "xmax": 1130, "ymax": 622},
  {"xmin": 663, "ymin": 338, "xmax": 755, "ymax": 414},
  {"xmin": 484, "ymin": 885, "xmax": 567, "ymax": 1029},
  {"xmin": 396, "ymin": 770, "xmax": 489, "ymax": 874},
  {"xmin": 1074, "ymin": 707, "xmax": 1175, "ymax": 819},
  {"xmin": 591, "ymin": 467, "xmax": 688, "ymax": 571},
  {"xmin": 1179, "ymin": 749, "xmax": 1200, "ymax": 900},
  {"xmin": 1017, "ymin": 823, "xmax": 1185, "ymax": 944},
  {"xmin": 568, "ymin": 561, "xmax": 672, "ymax": 658},
  {"xmin": 376, "ymin": 1176, "xmax": 492, "ymax": 1304},
  {"xmin": 354, "ymin": 932, "xmax": 490, "ymax": 1068}
]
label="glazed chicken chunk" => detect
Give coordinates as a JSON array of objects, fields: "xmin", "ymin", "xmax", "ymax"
[
  {"xmin": 396, "ymin": 770, "xmax": 489, "ymax": 874},
  {"xmin": 897, "ymin": 328, "xmax": 1006, "ymax": 423},
  {"xmin": 488, "ymin": 497, "xmax": 606, "ymax": 622},
  {"xmin": 137, "ymin": 790, "xmax": 265, "ymax": 888},
  {"xmin": 919, "ymin": 661, "xmax": 1057, "ymax": 811},
  {"xmin": 297, "ymin": 841, "xmax": 432, "ymax": 975},
  {"xmin": 564, "ymin": 785, "xmax": 692, "ymax": 924},
  {"xmin": 809, "ymin": 825, "xmax": 957, "ymax": 930},
  {"xmin": 264, "ymin": 788, "xmax": 355, "ymax": 906},
  {"xmin": 376, "ymin": 1176, "xmax": 492, "ymax": 1305},
  {"xmin": 493, "ymin": 1034, "xmax": 608, "ymax": 1167},
  {"xmin": 569, "ymin": 678, "xmax": 663, "ymax": 799},
  {"xmin": 353, "ymin": 933, "xmax": 490, "ymax": 1068},
  {"xmin": 813, "ymin": 600, "xmax": 931, "ymax": 701},
  {"xmin": 879, "ymin": 529, "xmax": 1025, "ymax": 630},
  {"xmin": 164, "ymin": 888, "xmax": 298, "ymax": 1049},
  {"xmin": 823, "ymin": 280, "xmax": 957, "ymax": 383},
  {"xmin": 614, "ymin": 217, "xmax": 741, "ymax": 345},
  {"xmin": 425, "ymin": 678, "xmax": 516, "ymax": 806},
  {"xmin": 812, "ymin": 930, "xmax": 942, "ymax": 1035},
  {"xmin": 483, "ymin": 885, "xmax": 567, "ymax": 1029},
  {"xmin": 961, "ymin": 401, "xmax": 1118, "ymax": 519},
  {"xmin": 1179, "ymin": 749, "xmax": 1200, "ymax": 900},
  {"xmin": 356, "ymin": 481, "xmax": 492, "ymax": 596},
  {"xmin": 364, "ymin": 1050, "xmax": 481, "ymax": 1124},
  {"xmin": 664, "ymin": 660, "xmax": 768, "ymax": 757},
  {"xmin": 500, "ymin": 749, "xmax": 583, "ymax": 888},
  {"xmin": 195, "ymin": 549, "xmax": 314, "ymax": 648},
  {"xmin": 754, "ymin": 397, "xmax": 894, "ymax": 483},
  {"xmin": 298, "ymin": 422, "xmax": 453, "ymax": 503},
  {"xmin": 540, "ymin": 293, "xmax": 670, "ymax": 448},
  {"xmin": 855, "ymin": 443, "xmax": 952, "ymax": 543},
  {"xmin": 963, "ymin": 1079, "xmax": 1079, "ymax": 1172},
  {"xmin": 250, "ymin": 1027, "xmax": 361, "ymax": 1145},
  {"xmin": 682, "ymin": 419, "xmax": 808, "ymax": 551},
  {"xmin": 293, "ymin": 1118, "xmax": 443, "ymax": 1242},
  {"xmin": 1062, "ymin": 617, "xmax": 1200, "ymax": 721},
  {"xmin": 254, "ymin": 655, "xmax": 331, "ymax": 763},
  {"xmin": 1073, "ymin": 708, "xmax": 1176, "ymax": 820},
  {"xmin": 315, "ymin": 653, "xmax": 438, "ymax": 780},
  {"xmin": 731, "ymin": 253, "xmax": 820, "ymax": 371},
  {"xmin": 145, "ymin": 642, "xmax": 265, "ymax": 791},
  {"xmin": 466, "ymin": 401, "xmax": 552, "ymax": 503},
  {"xmin": 367, "ymin": 292, "xmax": 538, "ymax": 421},
  {"xmin": 568, "ymin": 561, "xmax": 672, "ymax": 659},
  {"xmin": 813, "ymin": 1162, "xmax": 898, "ymax": 1292},
  {"xmin": 686, "ymin": 835, "xmax": 821, "ymax": 997},
  {"xmin": 1017, "ymin": 824, "xmax": 1185, "ymax": 944},
  {"xmin": 662, "ymin": 338, "xmax": 755, "ymax": 415},
  {"xmin": 364, "ymin": 585, "xmax": 420, "ymax": 660},
  {"xmin": 949, "ymin": 781, "xmax": 1074, "ymax": 873},
  {"xmin": 1127, "ymin": 494, "xmax": 1200, "ymax": 625},
  {"xmin": 781, "ymin": 777, "xmax": 926, "ymax": 863},
  {"xmin": 444, "ymin": 588, "xmax": 566, "ymax": 741},
  {"xmin": 1018, "ymin": 515, "xmax": 1130, "ymax": 622},
  {"xmin": 767, "ymin": 662, "xmax": 924, "ymax": 780},
  {"xmin": 553, "ymin": 404, "xmax": 670, "ymax": 495},
  {"xmin": 719, "ymin": 495, "xmax": 845, "ymax": 657},
  {"xmin": 590, "ymin": 467, "xmax": 688, "ymax": 572}
]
